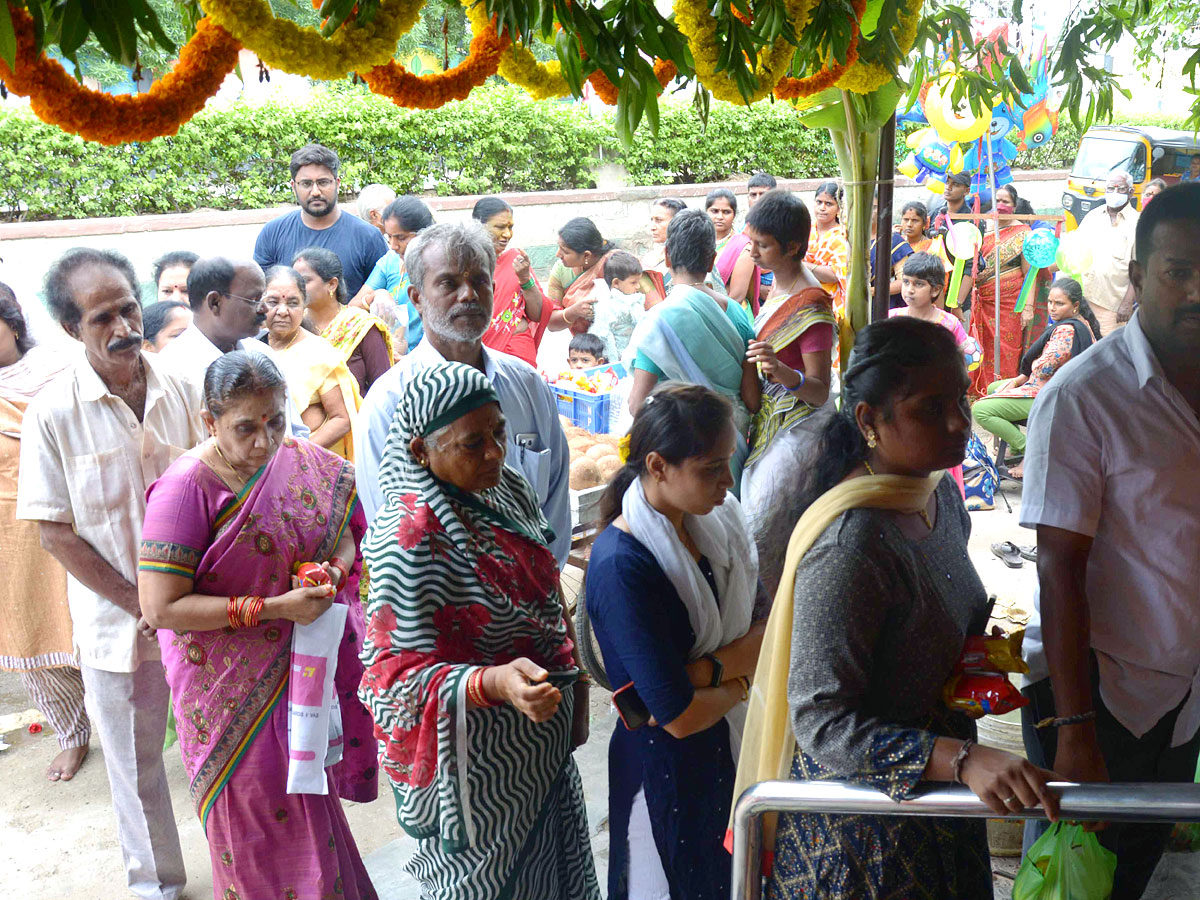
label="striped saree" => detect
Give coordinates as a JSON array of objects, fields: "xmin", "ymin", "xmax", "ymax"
[{"xmin": 359, "ymin": 362, "xmax": 599, "ymax": 900}]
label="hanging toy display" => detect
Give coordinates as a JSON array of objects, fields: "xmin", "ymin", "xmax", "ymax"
[
  {"xmin": 898, "ymin": 127, "xmax": 966, "ymax": 194},
  {"xmin": 1016, "ymin": 229, "xmax": 1060, "ymax": 312},
  {"xmin": 924, "ymin": 70, "xmax": 992, "ymax": 143},
  {"xmin": 944, "ymin": 221, "xmax": 983, "ymax": 310}
]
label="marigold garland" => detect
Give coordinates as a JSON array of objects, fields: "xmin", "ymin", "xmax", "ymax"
[
  {"xmin": 361, "ymin": 1, "xmax": 509, "ymax": 108},
  {"xmin": 775, "ymin": 0, "xmax": 865, "ymax": 100},
  {"xmin": 586, "ymin": 59, "xmax": 677, "ymax": 106},
  {"xmin": 0, "ymin": 8, "xmax": 240, "ymax": 145},
  {"xmin": 199, "ymin": 0, "xmax": 422, "ymax": 80},
  {"xmin": 463, "ymin": 2, "xmax": 571, "ymax": 100},
  {"xmin": 836, "ymin": 0, "xmax": 924, "ymax": 94},
  {"xmin": 675, "ymin": 0, "xmax": 816, "ymax": 104}
]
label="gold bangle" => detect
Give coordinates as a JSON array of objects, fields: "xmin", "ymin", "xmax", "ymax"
[{"xmin": 737, "ymin": 675, "xmax": 750, "ymax": 702}]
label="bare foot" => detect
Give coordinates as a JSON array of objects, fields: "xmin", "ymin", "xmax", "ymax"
[
  {"xmin": 47, "ymin": 743, "xmax": 88, "ymax": 782},
  {"xmin": 1008, "ymin": 462, "xmax": 1024, "ymax": 479}
]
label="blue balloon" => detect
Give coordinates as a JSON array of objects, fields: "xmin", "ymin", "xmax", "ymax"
[{"xmin": 1023, "ymin": 229, "xmax": 1059, "ymax": 269}]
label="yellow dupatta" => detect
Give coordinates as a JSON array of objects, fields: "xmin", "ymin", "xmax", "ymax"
[
  {"xmin": 322, "ymin": 306, "xmax": 396, "ymax": 368},
  {"xmin": 729, "ymin": 471, "xmax": 943, "ymax": 851},
  {"xmin": 274, "ymin": 333, "xmax": 362, "ymax": 460}
]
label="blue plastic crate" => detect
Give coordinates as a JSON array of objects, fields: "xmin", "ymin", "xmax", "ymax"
[{"xmin": 555, "ymin": 363, "xmax": 626, "ymax": 434}]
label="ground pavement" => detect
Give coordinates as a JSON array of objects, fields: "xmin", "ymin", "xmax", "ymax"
[{"xmin": 2, "ymin": 480, "xmax": 1198, "ymax": 899}]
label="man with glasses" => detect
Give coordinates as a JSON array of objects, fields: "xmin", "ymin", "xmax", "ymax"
[
  {"xmin": 252, "ymin": 143, "xmax": 387, "ymax": 296},
  {"xmin": 1075, "ymin": 170, "xmax": 1139, "ymax": 336},
  {"xmin": 162, "ymin": 256, "xmax": 309, "ymax": 437}
]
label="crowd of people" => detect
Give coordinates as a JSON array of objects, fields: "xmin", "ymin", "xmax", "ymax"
[{"xmin": 0, "ymin": 138, "xmax": 1197, "ymax": 900}]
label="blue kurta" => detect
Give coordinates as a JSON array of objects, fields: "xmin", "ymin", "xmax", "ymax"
[{"xmin": 586, "ymin": 526, "xmax": 734, "ymax": 900}]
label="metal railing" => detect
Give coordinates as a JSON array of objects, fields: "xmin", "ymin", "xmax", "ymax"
[{"xmin": 730, "ymin": 780, "xmax": 1200, "ymax": 900}]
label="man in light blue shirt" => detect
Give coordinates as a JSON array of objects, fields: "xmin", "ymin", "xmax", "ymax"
[{"xmin": 355, "ymin": 221, "xmax": 571, "ymax": 565}]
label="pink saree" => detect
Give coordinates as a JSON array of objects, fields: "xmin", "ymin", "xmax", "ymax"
[{"xmin": 140, "ymin": 437, "xmax": 378, "ymax": 900}]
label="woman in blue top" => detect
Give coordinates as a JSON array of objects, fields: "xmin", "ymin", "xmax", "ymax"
[
  {"xmin": 585, "ymin": 383, "xmax": 767, "ymax": 900},
  {"xmin": 627, "ymin": 210, "xmax": 761, "ymax": 495}
]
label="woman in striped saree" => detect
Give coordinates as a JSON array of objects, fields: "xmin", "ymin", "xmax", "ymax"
[{"xmin": 359, "ymin": 362, "xmax": 599, "ymax": 900}]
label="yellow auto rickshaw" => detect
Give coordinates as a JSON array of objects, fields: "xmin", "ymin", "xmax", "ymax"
[{"xmin": 1063, "ymin": 125, "xmax": 1200, "ymax": 230}]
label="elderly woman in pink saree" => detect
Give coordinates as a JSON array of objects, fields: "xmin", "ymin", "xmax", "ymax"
[{"xmin": 138, "ymin": 351, "xmax": 378, "ymax": 900}]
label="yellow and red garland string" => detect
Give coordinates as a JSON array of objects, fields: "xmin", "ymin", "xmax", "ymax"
[
  {"xmin": 587, "ymin": 59, "xmax": 678, "ymax": 106},
  {"xmin": 360, "ymin": 0, "xmax": 510, "ymax": 108},
  {"xmin": 0, "ymin": 7, "xmax": 241, "ymax": 145},
  {"xmin": 775, "ymin": 0, "xmax": 866, "ymax": 100},
  {"xmin": 199, "ymin": 0, "xmax": 423, "ymax": 80}
]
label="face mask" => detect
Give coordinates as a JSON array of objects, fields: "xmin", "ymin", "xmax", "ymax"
[{"xmin": 1105, "ymin": 191, "xmax": 1129, "ymax": 209}]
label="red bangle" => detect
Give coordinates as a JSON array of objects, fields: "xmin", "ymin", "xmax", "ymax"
[
  {"xmin": 227, "ymin": 596, "xmax": 239, "ymax": 630},
  {"xmin": 330, "ymin": 557, "xmax": 351, "ymax": 587},
  {"xmin": 468, "ymin": 667, "xmax": 499, "ymax": 708}
]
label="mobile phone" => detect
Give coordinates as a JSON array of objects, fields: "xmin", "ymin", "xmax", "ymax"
[
  {"xmin": 514, "ymin": 432, "xmax": 538, "ymax": 450},
  {"xmin": 612, "ymin": 681, "xmax": 651, "ymax": 731}
]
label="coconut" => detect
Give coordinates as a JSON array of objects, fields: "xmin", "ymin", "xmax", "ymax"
[
  {"xmin": 586, "ymin": 443, "xmax": 614, "ymax": 461},
  {"xmin": 595, "ymin": 454, "xmax": 624, "ymax": 481},
  {"xmin": 569, "ymin": 457, "xmax": 604, "ymax": 490}
]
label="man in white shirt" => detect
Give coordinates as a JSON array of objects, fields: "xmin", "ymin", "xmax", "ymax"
[
  {"xmin": 1075, "ymin": 171, "xmax": 1139, "ymax": 336},
  {"xmin": 17, "ymin": 248, "xmax": 203, "ymax": 900},
  {"xmin": 1020, "ymin": 183, "xmax": 1200, "ymax": 898},
  {"xmin": 162, "ymin": 256, "xmax": 309, "ymax": 438},
  {"xmin": 356, "ymin": 221, "xmax": 572, "ymax": 565}
]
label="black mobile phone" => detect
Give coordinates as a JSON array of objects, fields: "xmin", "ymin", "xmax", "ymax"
[{"xmin": 613, "ymin": 681, "xmax": 651, "ymax": 731}]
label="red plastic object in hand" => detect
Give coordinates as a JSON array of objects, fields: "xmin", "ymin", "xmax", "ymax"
[
  {"xmin": 943, "ymin": 672, "xmax": 1029, "ymax": 719},
  {"xmin": 294, "ymin": 562, "xmax": 331, "ymax": 587}
]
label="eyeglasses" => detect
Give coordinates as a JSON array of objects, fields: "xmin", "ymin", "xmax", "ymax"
[
  {"xmin": 294, "ymin": 178, "xmax": 336, "ymax": 190},
  {"xmin": 221, "ymin": 291, "xmax": 264, "ymax": 308},
  {"xmin": 263, "ymin": 297, "xmax": 303, "ymax": 310}
]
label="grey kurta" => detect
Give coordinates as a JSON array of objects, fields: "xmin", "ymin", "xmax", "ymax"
[{"xmin": 768, "ymin": 474, "xmax": 994, "ymax": 899}]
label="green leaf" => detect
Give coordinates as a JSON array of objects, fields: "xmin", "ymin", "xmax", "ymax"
[
  {"xmin": 0, "ymin": 1, "xmax": 15, "ymax": 69},
  {"xmin": 59, "ymin": 2, "xmax": 91, "ymax": 59}
]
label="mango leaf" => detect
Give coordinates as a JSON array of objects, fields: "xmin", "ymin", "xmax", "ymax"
[{"xmin": 0, "ymin": 1, "xmax": 15, "ymax": 69}]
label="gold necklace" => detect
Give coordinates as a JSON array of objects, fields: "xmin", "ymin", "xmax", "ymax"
[
  {"xmin": 863, "ymin": 460, "xmax": 933, "ymax": 529},
  {"xmin": 212, "ymin": 440, "xmax": 248, "ymax": 489}
]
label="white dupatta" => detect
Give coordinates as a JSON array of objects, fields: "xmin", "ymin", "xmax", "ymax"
[{"xmin": 622, "ymin": 477, "xmax": 757, "ymax": 757}]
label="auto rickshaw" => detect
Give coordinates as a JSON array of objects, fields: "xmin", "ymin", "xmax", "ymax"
[{"xmin": 1062, "ymin": 125, "xmax": 1200, "ymax": 230}]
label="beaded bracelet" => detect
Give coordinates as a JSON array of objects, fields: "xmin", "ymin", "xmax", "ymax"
[{"xmin": 951, "ymin": 738, "xmax": 974, "ymax": 784}]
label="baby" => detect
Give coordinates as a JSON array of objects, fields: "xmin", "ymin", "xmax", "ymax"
[{"xmin": 589, "ymin": 250, "xmax": 646, "ymax": 363}]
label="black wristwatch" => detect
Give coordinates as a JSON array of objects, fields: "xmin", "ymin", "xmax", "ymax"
[{"xmin": 703, "ymin": 653, "xmax": 724, "ymax": 688}]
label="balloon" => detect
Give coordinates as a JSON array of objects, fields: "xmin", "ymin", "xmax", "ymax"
[
  {"xmin": 925, "ymin": 72, "xmax": 991, "ymax": 143},
  {"xmin": 1055, "ymin": 232, "xmax": 1094, "ymax": 280},
  {"xmin": 946, "ymin": 221, "xmax": 983, "ymax": 257},
  {"xmin": 901, "ymin": 127, "xmax": 965, "ymax": 193},
  {"xmin": 1022, "ymin": 229, "xmax": 1059, "ymax": 268}
]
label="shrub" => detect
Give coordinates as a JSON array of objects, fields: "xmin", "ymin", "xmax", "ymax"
[{"xmin": 0, "ymin": 82, "xmax": 1174, "ymax": 222}]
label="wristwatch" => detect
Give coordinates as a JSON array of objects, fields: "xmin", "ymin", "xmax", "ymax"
[{"xmin": 703, "ymin": 653, "xmax": 724, "ymax": 688}]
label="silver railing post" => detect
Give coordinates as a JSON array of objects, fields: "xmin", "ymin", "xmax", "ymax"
[{"xmin": 731, "ymin": 780, "xmax": 1200, "ymax": 900}]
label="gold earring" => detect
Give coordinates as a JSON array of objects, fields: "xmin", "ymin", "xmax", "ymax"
[{"xmin": 866, "ymin": 431, "xmax": 878, "ymax": 449}]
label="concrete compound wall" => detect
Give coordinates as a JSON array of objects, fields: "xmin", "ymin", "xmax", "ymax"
[{"xmin": 0, "ymin": 170, "xmax": 1069, "ymax": 301}]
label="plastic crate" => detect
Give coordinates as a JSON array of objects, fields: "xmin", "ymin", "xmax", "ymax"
[{"xmin": 555, "ymin": 363, "xmax": 626, "ymax": 434}]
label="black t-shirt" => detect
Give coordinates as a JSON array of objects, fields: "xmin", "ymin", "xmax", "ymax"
[{"xmin": 253, "ymin": 208, "xmax": 387, "ymax": 296}]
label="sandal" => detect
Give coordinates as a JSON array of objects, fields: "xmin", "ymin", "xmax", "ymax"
[
  {"xmin": 990, "ymin": 541, "xmax": 1024, "ymax": 568},
  {"xmin": 1018, "ymin": 545, "xmax": 1037, "ymax": 562}
]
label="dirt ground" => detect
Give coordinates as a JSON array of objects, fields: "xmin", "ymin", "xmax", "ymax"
[{"xmin": 3, "ymin": 481, "xmax": 1198, "ymax": 899}]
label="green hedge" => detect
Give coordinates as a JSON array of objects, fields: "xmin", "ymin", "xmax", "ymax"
[{"xmin": 0, "ymin": 82, "xmax": 1180, "ymax": 222}]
